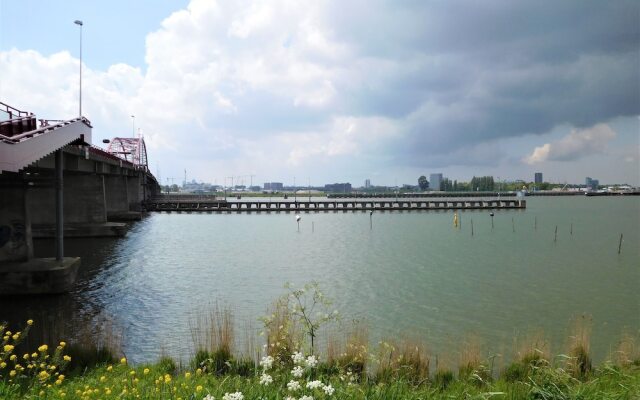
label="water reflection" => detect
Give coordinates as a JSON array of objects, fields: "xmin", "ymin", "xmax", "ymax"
[{"xmin": 1, "ymin": 197, "xmax": 638, "ymax": 365}]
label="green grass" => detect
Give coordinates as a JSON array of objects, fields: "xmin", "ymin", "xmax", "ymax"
[{"xmin": 1, "ymin": 356, "xmax": 638, "ymax": 399}]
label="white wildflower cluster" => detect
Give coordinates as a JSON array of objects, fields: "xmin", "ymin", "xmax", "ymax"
[
  {"xmin": 306, "ymin": 380, "xmax": 323, "ymax": 389},
  {"xmin": 291, "ymin": 351, "xmax": 305, "ymax": 364},
  {"xmin": 340, "ymin": 370, "xmax": 358, "ymax": 386},
  {"xmin": 292, "ymin": 365, "xmax": 304, "ymax": 378},
  {"xmin": 259, "ymin": 372, "xmax": 273, "ymax": 386},
  {"xmin": 287, "ymin": 380, "xmax": 302, "ymax": 391},
  {"xmin": 323, "ymin": 384, "xmax": 335, "ymax": 395},
  {"xmin": 260, "ymin": 355, "xmax": 274, "ymax": 370},
  {"xmin": 305, "ymin": 355, "xmax": 318, "ymax": 368},
  {"xmin": 203, "ymin": 395, "xmax": 215, "ymax": 400},
  {"xmin": 222, "ymin": 392, "xmax": 244, "ymax": 400},
  {"xmin": 257, "ymin": 350, "xmax": 335, "ymax": 399}
]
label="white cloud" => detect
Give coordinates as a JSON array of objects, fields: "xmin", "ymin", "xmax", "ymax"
[
  {"xmin": 1, "ymin": 0, "xmax": 638, "ymax": 185},
  {"xmin": 524, "ymin": 124, "xmax": 616, "ymax": 164}
]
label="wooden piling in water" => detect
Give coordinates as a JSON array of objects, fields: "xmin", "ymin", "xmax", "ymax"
[
  {"xmin": 618, "ymin": 233, "xmax": 623, "ymax": 254},
  {"xmin": 512, "ymin": 217, "xmax": 515, "ymax": 233},
  {"xmin": 312, "ymin": 221, "xmax": 314, "ymax": 233},
  {"xmin": 471, "ymin": 218, "xmax": 474, "ymax": 236},
  {"xmin": 554, "ymin": 225, "xmax": 558, "ymax": 242},
  {"xmin": 534, "ymin": 216, "xmax": 537, "ymax": 231},
  {"xmin": 570, "ymin": 222, "xmax": 573, "ymax": 235}
]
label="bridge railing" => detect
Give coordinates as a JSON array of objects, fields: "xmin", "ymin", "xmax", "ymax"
[
  {"xmin": 1, "ymin": 101, "xmax": 34, "ymax": 120},
  {"xmin": 0, "ymin": 117, "xmax": 92, "ymax": 144}
]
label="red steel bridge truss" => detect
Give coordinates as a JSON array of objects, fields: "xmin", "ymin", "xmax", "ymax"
[{"xmin": 106, "ymin": 137, "xmax": 148, "ymax": 171}]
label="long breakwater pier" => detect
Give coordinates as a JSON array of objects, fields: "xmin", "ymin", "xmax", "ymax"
[{"xmin": 146, "ymin": 195, "xmax": 526, "ymax": 212}]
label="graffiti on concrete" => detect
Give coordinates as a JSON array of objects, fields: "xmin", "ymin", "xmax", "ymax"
[{"xmin": 0, "ymin": 220, "xmax": 27, "ymax": 261}]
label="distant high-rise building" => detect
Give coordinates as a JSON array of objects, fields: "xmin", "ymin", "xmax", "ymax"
[
  {"xmin": 585, "ymin": 177, "xmax": 598, "ymax": 191},
  {"xmin": 264, "ymin": 182, "xmax": 283, "ymax": 190},
  {"xmin": 429, "ymin": 173, "xmax": 443, "ymax": 191},
  {"xmin": 534, "ymin": 172, "xmax": 543, "ymax": 184},
  {"xmin": 365, "ymin": 179, "xmax": 371, "ymax": 188}
]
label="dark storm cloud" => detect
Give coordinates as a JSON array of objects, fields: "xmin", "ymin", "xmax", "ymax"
[{"xmin": 318, "ymin": 0, "xmax": 639, "ymax": 167}]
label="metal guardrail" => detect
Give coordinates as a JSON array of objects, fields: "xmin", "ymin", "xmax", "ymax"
[{"xmin": 0, "ymin": 101, "xmax": 33, "ymax": 119}]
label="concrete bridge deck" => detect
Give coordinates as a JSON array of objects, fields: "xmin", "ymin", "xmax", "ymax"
[{"xmin": 146, "ymin": 198, "xmax": 526, "ymax": 212}]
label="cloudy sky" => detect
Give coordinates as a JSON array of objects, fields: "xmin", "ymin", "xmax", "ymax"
[{"xmin": 1, "ymin": 0, "xmax": 638, "ymax": 186}]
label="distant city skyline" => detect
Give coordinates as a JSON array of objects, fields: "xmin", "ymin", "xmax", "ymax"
[{"xmin": 1, "ymin": 0, "xmax": 638, "ymax": 185}]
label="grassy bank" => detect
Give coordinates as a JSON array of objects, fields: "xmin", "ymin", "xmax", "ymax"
[
  {"xmin": 2, "ymin": 283, "xmax": 639, "ymax": 399},
  {"xmin": 1, "ymin": 347, "xmax": 638, "ymax": 399}
]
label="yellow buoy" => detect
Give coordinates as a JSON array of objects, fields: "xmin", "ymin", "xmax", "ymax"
[{"xmin": 454, "ymin": 212, "xmax": 459, "ymax": 228}]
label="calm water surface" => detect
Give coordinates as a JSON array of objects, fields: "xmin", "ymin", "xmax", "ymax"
[{"xmin": 1, "ymin": 196, "xmax": 638, "ymax": 364}]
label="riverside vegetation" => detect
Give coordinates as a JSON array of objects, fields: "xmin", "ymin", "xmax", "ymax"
[{"xmin": 1, "ymin": 283, "xmax": 639, "ymax": 399}]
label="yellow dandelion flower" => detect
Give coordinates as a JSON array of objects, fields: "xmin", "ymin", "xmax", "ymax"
[
  {"xmin": 9, "ymin": 355, "xmax": 17, "ymax": 361},
  {"xmin": 12, "ymin": 333, "xmax": 20, "ymax": 340},
  {"xmin": 100, "ymin": 376, "xmax": 106, "ymax": 382},
  {"xmin": 184, "ymin": 372, "xmax": 191, "ymax": 379},
  {"xmin": 196, "ymin": 368, "xmax": 202, "ymax": 375},
  {"xmin": 120, "ymin": 357, "xmax": 127, "ymax": 365},
  {"xmin": 130, "ymin": 370, "xmax": 136, "ymax": 376},
  {"xmin": 3, "ymin": 344, "xmax": 14, "ymax": 352},
  {"xmin": 38, "ymin": 370, "xmax": 50, "ymax": 380},
  {"xmin": 63, "ymin": 355, "xmax": 71, "ymax": 362},
  {"xmin": 31, "ymin": 352, "xmax": 37, "ymax": 358},
  {"xmin": 59, "ymin": 341, "xmax": 66, "ymax": 347},
  {"xmin": 105, "ymin": 389, "xmax": 111, "ymax": 395},
  {"xmin": 163, "ymin": 374, "xmax": 171, "ymax": 383},
  {"xmin": 22, "ymin": 353, "xmax": 29, "ymax": 360},
  {"xmin": 27, "ymin": 320, "xmax": 33, "ymax": 326},
  {"xmin": 107, "ymin": 365, "xmax": 113, "ymax": 371},
  {"xmin": 143, "ymin": 368, "xmax": 150, "ymax": 374},
  {"xmin": 9, "ymin": 370, "xmax": 16, "ymax": 377},
  {"xmin": 38, "ymin": 344, "xmax": 48, "ymax": 353},
  {"xmin": 196, "ymin": 385, "xmax": 203, "ymax": 393},
  {"xmin": 0, "ymin": 362, "xmax": 6, "ymax": 368}
]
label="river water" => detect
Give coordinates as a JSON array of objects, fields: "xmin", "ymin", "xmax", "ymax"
[{"xmin": 1, "ymin": 196, "xmax": 638, "ymax": 365}]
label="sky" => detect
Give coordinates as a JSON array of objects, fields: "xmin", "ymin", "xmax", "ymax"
[{"xmin": 1, "ymin": 0, "xmax": 638, "ymax": 187}]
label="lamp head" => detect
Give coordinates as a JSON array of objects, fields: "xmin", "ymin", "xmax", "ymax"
[{"xmin": 74, "ymin": 20, "xmax": 83, "ymax": 26}]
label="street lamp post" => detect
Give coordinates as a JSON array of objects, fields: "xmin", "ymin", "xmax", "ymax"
[
  {"xmin": 74, "ymin": 20, "xmax": 83, "ymax": 117},
  {"xmin": 131, "ymin": 115, "xmax": 135, "ymax": 137}
]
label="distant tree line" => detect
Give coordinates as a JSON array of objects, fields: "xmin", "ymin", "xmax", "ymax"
[
  {"xmin": 416, "ymin": 175, "xmax": 497, "ymax": 191},
  {"xmin": 469, "ymin": 176, "xmax": 495, "ymax": 191}
]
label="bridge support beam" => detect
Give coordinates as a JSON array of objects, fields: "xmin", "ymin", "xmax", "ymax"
[{"xmin": 55, "ymin": 149, "xmax": 64, "ymax": 261}]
